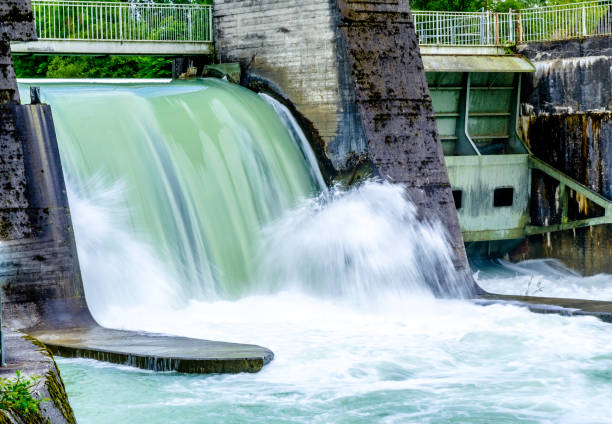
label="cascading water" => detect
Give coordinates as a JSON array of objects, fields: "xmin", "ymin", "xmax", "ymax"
[
  {"xmin": 19, "ymin": 79, "xmax": 331, "ymax": 317},
  {"xmin": 258, "ymin": 93, "xmax": 327, "ymax": 191},
  {"xmin": 18, "ymin": 78, "xmax": 469, "ymax": 321},
  {"xmin": 16, "ymin": 79, "xmax": 612, "ymax": 424},
  {"xmin": 256, "ymin": 181, "xmax": 471, "ymax": 300}
]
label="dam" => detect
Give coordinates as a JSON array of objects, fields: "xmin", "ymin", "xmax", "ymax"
[{"xmin": 1, "ymin": 0, "xmax": 612, "ymax": 423}]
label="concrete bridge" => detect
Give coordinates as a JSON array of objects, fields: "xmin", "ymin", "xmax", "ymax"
[{"xmin": 11, "ymin": 0, "xmax": 214, "ymax": 56}]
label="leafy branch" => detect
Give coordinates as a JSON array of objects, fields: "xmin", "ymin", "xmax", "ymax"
[{"xmin": 0, "ymin": 370, "xmax": 48, "ymax": 416}]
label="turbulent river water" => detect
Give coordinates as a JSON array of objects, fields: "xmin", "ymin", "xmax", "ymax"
[{"xmin": 18, "ymin": 80, "xmax": 612, "ymax": 424}]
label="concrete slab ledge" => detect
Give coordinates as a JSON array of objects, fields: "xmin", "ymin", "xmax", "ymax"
[
  {"xmin": 28, "ymin": 326, "xmax": 274, "ymax": 374},
  {"xmin": 0, "ymin": 330, "xmax": 77, "ymax": 424},
  {"xmin": 11, "ymin": 40, "xmax": 213, "ymax": 56},
  {"xmin": 476, "ymin": 293, "xmax": 612, "ymax": 323}
]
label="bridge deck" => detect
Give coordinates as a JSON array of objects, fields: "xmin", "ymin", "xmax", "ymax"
[{"xmin": 11, "ymin": 40, "xmax": 213, "ymax": 56}]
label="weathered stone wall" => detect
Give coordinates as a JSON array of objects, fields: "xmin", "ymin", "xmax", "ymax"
[
  {"xmin": 515, "ymin": 37, "xmax": 612, "ymax": 274},
  {"xmin": 1, "ymin": 0, "xmax": 36, "ymax": 104},
  {"xmin": 520, "ymin": 37, "xmax": 612, "ymax": 114},
  {"xmin": 520, "ymin": 112, "xmax": 612, "ymax": 199},
  {"xmin": 214, "ymin": 0, "xmax": 473, "ymax": 290},
  {"xmin": 0, "ymin": 0, "xmax": 94, "ymax": 329}
]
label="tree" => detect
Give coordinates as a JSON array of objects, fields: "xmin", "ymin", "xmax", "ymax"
[
  {"xmin": 411, "ymin": 0, "xmax": 588, "ymax": 12},
  {"xmin": 411, "ymin": 0, "xmax": 485, "ymax": 12}
]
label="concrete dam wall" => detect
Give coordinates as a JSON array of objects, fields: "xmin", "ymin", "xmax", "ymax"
[
  {"xmin": 0, "ymin": 104, "xmax": 94, "ymax": 329},
  {"xmin": 0, "ymin": 0, "xmax": 93, "ymax": 328},
  {"xmin": 0, "ymin": 3, "xmax": 81, "ymax": 424},
  {"xmin": 214, "ymin": 0, "xmax": 473, "ymax": 284},
  {"xmin": 515, "ymin": 37, "xmax": 612, "ymax": 274},
  {"xmin": 1, "ymin": 0, "xmax": 93, "ymax": 330}
]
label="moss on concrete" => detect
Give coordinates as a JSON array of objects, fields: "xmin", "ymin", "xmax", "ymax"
[
  {"xmin": 0, "ymin": 411, "xmax": 13, "ymax": 424},
  {"xmin": 21, "ymin": 336, "xmax": 76, "ymax": 424},
  {"xmin": 43, "ymin": 371, "xmax": 74, "ymax": 424},
  {"xmin": 9, "ymin": 408, "xmax": 50, "ymax": 424}
]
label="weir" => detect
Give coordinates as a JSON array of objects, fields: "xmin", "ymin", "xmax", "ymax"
[
  {"xmin": 4, "ymin": 2, "xmax": 612, "ymax": 423},
  {"xmin": 2, "ymin": 0, "xmax": 612, "ymax": 398}
]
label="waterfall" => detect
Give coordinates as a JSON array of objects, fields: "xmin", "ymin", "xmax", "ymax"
[
  {"xmin": 17, "ymin": 78, "xmax": 469, "ymax": 324},
  {"xmin": 19, "ymin": 79, "xmax": 321, "ymax": 312},
  {"xmin": 258, "ymin": 93, "xmax": 327, "ymax": 191}
]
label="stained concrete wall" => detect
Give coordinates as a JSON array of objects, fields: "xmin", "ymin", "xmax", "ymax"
[
  {"xmin": 515, "ymin": 37, "xmax": 612, "ymax": 274},
  {"xmin": 520, "ymin": 37, "xmax": 612, "ymax": 114},
  {"xmin": 0, "ymin": 0, "xmax": 94, "ymax": 329},
  {"xmin": 1, "ymin": 4, "xmax": 81, "ymax": 423},
  {"xmin": 214, "ymin": 0, "xmax": 473, "ymax": 290}
]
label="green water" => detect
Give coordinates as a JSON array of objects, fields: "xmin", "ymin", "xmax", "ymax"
[{"xmin": 20, "ymin": 79, "xmax": 322, "ymax": 302}]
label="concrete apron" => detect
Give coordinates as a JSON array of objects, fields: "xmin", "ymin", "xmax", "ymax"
[{"xmin": 28, "ymin": 327, "xmax": 274, "ymax": 374}]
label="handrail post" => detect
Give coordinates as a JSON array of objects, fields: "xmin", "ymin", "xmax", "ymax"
[
  {"xmin": 518, "ymin": 12, "xmax": 523, "ymax": 43},
  {"xmin": 209, "ymin": 5, "xmax": 213, "ymax": 42},
  {"xmin": 188, "ymin": 8, "xmax": 193, "ymax": 41},
  {"xmin": 435, "ymin": 11, "xmax": 440, "ymax": 44},
  {"xmin": 582, "ymin": 4, "xmax": 587, "ymax": 36},
  {"xmin": 119, "ymin": 4, "xmax": 123, "ymax": 41},
  {"xmin": 494, "ymin": 12, "xmax": 500, "ymax": 44}
]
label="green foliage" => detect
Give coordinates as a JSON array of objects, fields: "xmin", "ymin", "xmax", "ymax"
[
  {"xmin": 14, "ymin": 56, "xmax": 173, "ymax": 79},
  {"xmin": 0, "ymin": 371, "xmax": 47, "ymax": 416},
  {"xmin": 411, "ymin": 0, "xmax": 485, "ymax": 12},
  {"xmin": 411, "ymin": 0, "xmax": 597, "ymax": 12}
]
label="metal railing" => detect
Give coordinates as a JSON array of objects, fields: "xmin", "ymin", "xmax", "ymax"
[
  {"xmin": 31, "ymin": 0, "xmax": 214, "ymax": 42},
  {"xmin": 414, "ymin": 11, "xmax": 517, "ymax": 45},
  {"xmin": 414, "ymin": 0, "xmax": 612, "ymax": 46},
  {"xmin": 520, "ymin": 0, "xmax": 612, "ymax": 42},
  {"xmin": 26, "ymin": 0, "xmax": 612, "ymax": 47}
]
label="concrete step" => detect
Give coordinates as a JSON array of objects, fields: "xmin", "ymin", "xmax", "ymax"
[
  {"xmin": 476, "ymin": 293, "xmax": 612, "ymax": 323},
  {"xmin": 28, "ymin": 326, "xmax": 274, "ymax": 374}
]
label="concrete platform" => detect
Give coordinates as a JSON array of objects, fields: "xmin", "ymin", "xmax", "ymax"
[
  {"xmin": 476, "ymin": 293, "xmax": 612, "ymax": 323},
  {"xmin": 27, "ymin": 326, "xmax": 274, "ymax": 374},
  {"xmin": 0, "ymin": 330, "xmax": 77, "ymax": 423}
]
